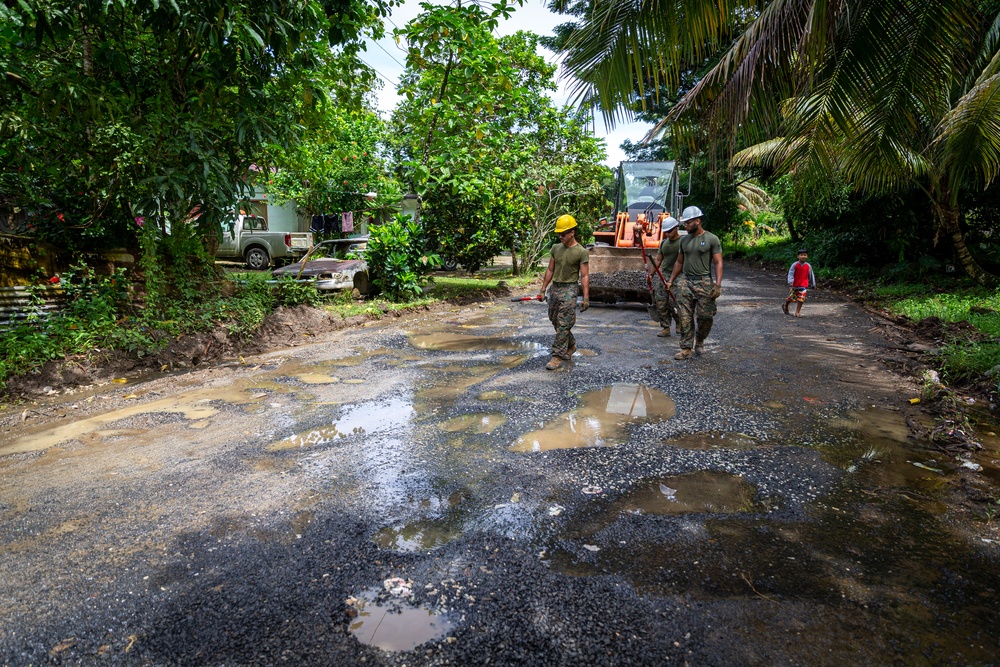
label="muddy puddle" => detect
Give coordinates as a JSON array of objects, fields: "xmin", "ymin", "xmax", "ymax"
[
  {"xmin": 268, "ymin": 397, "xmax": 413, "ymax": 451},
  {"xmin": 818, "ymin": 408, "xmax": 952, "ymax": 491},
  {"xmin": 439, "ymin": 413, "xmax": 507, "ymax": 434},
  {"xmin": 410, "ymin": 333, "xmax": 544, "ymax": 353},
  {"xmin": 614, "ymin": 471, "xmax": 761, "ymax": 515},
  {"xmin": 0, "ymin": 382, "xmax": 288, "ymax": 456},
  {"xmin": 511, "ymin": 384, "xmax": 675, "ymax": 452},
  {"xmin": 349, "ymin": 589, "xmax": 454, "ymax": 651}
]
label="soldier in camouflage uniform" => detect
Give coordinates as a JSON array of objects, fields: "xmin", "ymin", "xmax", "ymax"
[
  {"xmin": 648, "ymin": 215, "xmax": 682, "ymax": 337},
  {"xmin": 537, "ymin": 214, "xmax": 590, "ymax": 370},
  {"xmin": 665, "ymin": 206, "xmax": 724, "ymax": 360}
]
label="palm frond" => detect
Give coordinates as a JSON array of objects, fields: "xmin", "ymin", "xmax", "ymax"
[{"xmin": 937, "ymin": 72, "xmax": 1000, "ymax": 188}]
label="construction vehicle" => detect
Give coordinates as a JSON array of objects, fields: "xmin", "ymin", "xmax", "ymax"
[{"xmin": 588, "ymin": 161, "xmax": 685, "ymax": 305}]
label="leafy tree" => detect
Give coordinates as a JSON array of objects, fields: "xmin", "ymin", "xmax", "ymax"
[
  {"xmin": 390, "ymin": 2, "xmax": 608, "ymax": 273},
  {"xmin": 0, "ymin": 0, "xmax": 391, "ymax": 256},
  {"xmin": 266, "ymin": 108, "xmax": 397, "ymax": 232}
]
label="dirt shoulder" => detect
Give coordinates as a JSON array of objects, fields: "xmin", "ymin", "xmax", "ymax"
[{"xmin": 2, "ymin": 283, "xmax": 515, "ymax": 401}]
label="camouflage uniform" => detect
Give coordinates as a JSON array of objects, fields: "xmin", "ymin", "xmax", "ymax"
[
  {"xmin": 652, "ymin": 278, "xmax": 678, "ymax": 330},
  {"xmin": 675, "ymin": 274, "xmax": 717, "ymax": 350},
  {"xmin": 548, "ymin": 282, "xmax": 579, "ymax": 359}
]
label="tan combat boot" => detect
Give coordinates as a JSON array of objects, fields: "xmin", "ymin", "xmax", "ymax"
[
  {"xmin": 545, "ymin": 357, "xmax": 563, "ymax": 370},
  {"xmin": 674, "ymin": 349, "xmax": 692, "ymax": 360}
]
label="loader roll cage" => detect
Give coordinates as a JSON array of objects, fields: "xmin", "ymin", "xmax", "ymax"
[{"xmin": 593, "ymin": 161, "xmax": 681, "ymax": 249}]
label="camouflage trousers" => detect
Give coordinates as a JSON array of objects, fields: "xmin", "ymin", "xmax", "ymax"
[
  {"xmin": 675, "ymin": 274, "xmax": 717, "ymax": 350},
  {"xmin": 548, "ymin": 283, "xmax": 578, "ymax": 359},
  {"xmin": 652, "ymin": 278, "xmax": 679, "ymax": 330}
]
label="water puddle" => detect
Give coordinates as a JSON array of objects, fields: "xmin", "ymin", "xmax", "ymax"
[
  {"xmin": 614, "ymin": 471, "xmax": 760, "ymax": 515},
  {"xmin": 818, "ymin": 408, "xmax": 950, "ymax": 490},
  {"xmin": 410, "ymin": 333, "xmax": 544, "ymax": 352},
  {"xmin": 295, "ymin": 373, "xmax": 341, "ymax": 384},
  {"xmin": 510, "ymin": 384, "xmax": 675, "ymax": 452},
  {"xmin": 349, "ymin": 589, "xmax": 454, "ymax": 651},
  {"xmin": 477, "ymin": 390, "xmax": 509, "ymax": 401},
  {"xmin": 416, "ymin": 367, "xmax": 501, "ymax": 403},
  {"xmin": 439, "ymin": 413, "xmax": 507, "ymax": 434},
  {"xmin": 665, "ymin": 432, "xmax": 761, "ymax": 450},
  {"xmin": 0, "ymin": 383, "xmax": 286, "ymax": 456},
  {"xmin": 375, "ymin": 518, "xmax": 464, "ymax": 551},
  {"xmin": 268, "ymin": 397, "xmax": 413, "ymax": 451}
]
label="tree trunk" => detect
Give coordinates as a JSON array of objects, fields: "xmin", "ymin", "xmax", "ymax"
[
  {"xmin": 937, "ymin": 204, "xmax": 998, "ymax": 287},
  {"xmin": 509, "ymin": 242, "xmax": 519, "ymax": 276},
  {"xmin": 786, "ymin": 216, "xmax": 800, "ymax": 244}
]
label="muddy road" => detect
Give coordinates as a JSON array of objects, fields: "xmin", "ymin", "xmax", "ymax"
[{"xmin": 2, "ymin": 262, "xmax": 1000, "ymax": 666}]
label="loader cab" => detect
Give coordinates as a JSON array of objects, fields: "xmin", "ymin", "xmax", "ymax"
[{"xmin": 594, "ymin": 161, "xmax": 680, "ymax": 249}]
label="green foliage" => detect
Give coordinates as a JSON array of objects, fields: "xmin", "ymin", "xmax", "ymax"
[
  {"xmin": 366, "ymin": 214, "xmax": 440, "ymax": 301},
  {"xmin": 224, "ymin": 273, "xmax": 278, "ymax": 339},
  {"xmin": 0, "ymin": 0, "xmax": 391, "ymax": 253},
  {"xmin": 390, "ymin": 6, "xmax": 608, "ymax": 273},
  {"xmin": 266, "ymin": 109, "xmax": 399, "ymax": 233},
  {"xmin": 275, "ymin": 276, "xmax": 322, "ymax": 308}
]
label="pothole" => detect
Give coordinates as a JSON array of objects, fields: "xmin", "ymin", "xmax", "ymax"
[
  {"xmin": 614, "ymin": 471, "xmax": 760, "ymax": 515},
  {"xmin": 510, "ymin": 384, "xmax": 675, "ymax": 452},
  {"xmin": 439, "ymin": 413, "xmax": 507, "ymax": 434},
  {"xmin": 348, "ymin": 588, "xmax": 454, "ymax": 651},
  {"xmin": 410, "ymin": 333, "xmax": 544, "ymax": 352}
]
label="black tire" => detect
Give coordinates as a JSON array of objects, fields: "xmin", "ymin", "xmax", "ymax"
[
  {"xmin": 353, "ymin": 270, "xmax": 370, "ymax": 295},
  {"xmin": 443, "ymin": 259, "xmax": 458, "ymax": 271},
  {"xmin": 245, "ymin": 246, "xmax": 270, "ymax": 270}
]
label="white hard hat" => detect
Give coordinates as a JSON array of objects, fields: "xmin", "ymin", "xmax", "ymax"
[
  {"xmin": 662, "ymin": 216, "xmax": 680, "ymax": 232},
  {"xmin": 679, "ymin": 206, "xmax": 704, "ymax": 223}
]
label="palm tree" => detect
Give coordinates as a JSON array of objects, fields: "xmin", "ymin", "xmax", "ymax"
[{"xmin": 557, "ymin": 0, "xmax": 1000, "ymax": 285}]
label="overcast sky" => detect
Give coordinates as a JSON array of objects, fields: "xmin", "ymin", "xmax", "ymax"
[{"xmin": 360, "ymin": 0, "xmax": 654, "ymax": 166}]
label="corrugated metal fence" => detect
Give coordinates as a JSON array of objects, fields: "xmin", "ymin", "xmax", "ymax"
[{"xmin": 0, "ymin": 285, "xmax": 67, "ymax": 329}]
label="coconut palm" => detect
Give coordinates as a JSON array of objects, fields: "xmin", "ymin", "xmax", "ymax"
[{"xmin": 557, "ymin": 0, "xmax": 1000, "ymax": 285}]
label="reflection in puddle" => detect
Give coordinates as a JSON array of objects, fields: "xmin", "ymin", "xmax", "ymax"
[
  {"xmin": 440, "ymin": 413, "xmax": 507, "ymax": 434},
  {"xmin": 476, "ymin": 390, "xmax": 509, "ymax": 401},
  {"xmin": 375, "ymin": 519, "xmax": 463, "ymax": 551},
  {"xmin": 665, "ymin": 432, "xmax": 760, "ymax": 450},
  {"xmin": 819, "ymin": 408, "xmax": 948, "ymax": 490},
  {"xmin": 268, "ymin": 397, "xmax": 413, "ymax": 451},
  {"xmin": 510, "ymin": 384, "xmax": 675, "ymax": 452},
  {"xmin": 349, "ymin": 589, "xmax": 454, "ymax": 651},
  {"xmin": 375, "ymin": 489, "xmax": 470, "ymax": 552},
  {"xmin": 411, "ymin": 333, "xmax": 544, "ymax": 352},
  {"xmin": 417, "ymin": 367, "xmax": 501, "ymax": 403},
  {"xmin": 615, "ymin": 471, "xmax": 759, "ymax": 515}
]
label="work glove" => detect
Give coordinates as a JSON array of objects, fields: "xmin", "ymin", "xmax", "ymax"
[
  {"xmin": 579, "ymin": 300, "xmax": 590, "ymax": 312},
  {"xmin": 709, "ymin": 284, "xmax": 722, "ymax": 300}
]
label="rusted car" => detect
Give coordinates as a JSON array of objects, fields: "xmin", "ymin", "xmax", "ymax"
[{"xmin": 271, "ymin": 239, "xmax": 370, "ymax": 294}]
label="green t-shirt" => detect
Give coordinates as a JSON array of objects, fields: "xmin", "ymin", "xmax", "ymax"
[
  {"xmin": 550, "ymin": 242, "xmax": 589, "ymax": 283},
  {"xmin": 680, "ymin": 231, "xmax": 722, "ymax": 276},
  {"xmin": 657, "ymin": 236, "xmax": 681, "ymax": 272}
]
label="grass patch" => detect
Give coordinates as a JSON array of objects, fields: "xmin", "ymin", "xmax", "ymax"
[{"xmin": 322, "ymin": 271, "xmax": 538, "ymax": 319}]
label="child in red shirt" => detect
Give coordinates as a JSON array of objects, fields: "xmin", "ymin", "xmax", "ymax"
[{"xmin": 783, "ymin": 248, "xmax": 816, "ymax": 317}]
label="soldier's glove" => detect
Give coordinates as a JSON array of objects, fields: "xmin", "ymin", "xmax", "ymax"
[
  {"xmin": 579, "ymin": 300, "xmax": 590, "ymax": 312},
  {"xmin": 709, "ymin": 284, "xmax": 723, "ymax": 300}
]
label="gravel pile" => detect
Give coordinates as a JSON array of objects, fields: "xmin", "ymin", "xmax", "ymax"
[{"xmin": 588, "ymin": 270, "xmax": 650, "ymax": 292}]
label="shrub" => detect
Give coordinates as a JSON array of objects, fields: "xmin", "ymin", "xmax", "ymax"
[{"xmin": 366, "ymin": 214, "xmax": 440, "ymax": 301}]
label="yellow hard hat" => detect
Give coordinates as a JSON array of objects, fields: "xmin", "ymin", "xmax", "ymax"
[{"xmin": 554, "ymin": 214, "xmax": 577, "ymax": 234}]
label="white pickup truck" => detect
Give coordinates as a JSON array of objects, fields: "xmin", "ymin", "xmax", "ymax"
[{"xmin": 216, "ymin": 215, "xmax": 313, "ymax": 270}]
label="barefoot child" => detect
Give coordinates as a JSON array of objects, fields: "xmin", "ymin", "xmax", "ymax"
[{"xmin": 783, "ymin": 249, "xmax": 816, "ymax": 317}]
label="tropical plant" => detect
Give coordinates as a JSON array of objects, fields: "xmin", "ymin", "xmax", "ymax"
[
  {"xmin": 366, "ymin": 214, "xmax": 441, "ymax": 300},
  {"xmin": 553, "ymin": 0, "xmax": 1000, "ymax": 286}
]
